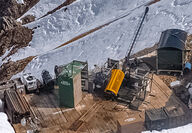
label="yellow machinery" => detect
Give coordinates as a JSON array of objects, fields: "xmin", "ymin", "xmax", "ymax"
[{"xmin": 104, "ymin": 69, "xmax": 125, "ymax": 96}]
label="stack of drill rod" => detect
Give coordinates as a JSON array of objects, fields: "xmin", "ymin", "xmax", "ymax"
[{"xmin": 4, "ymin": 89, "xmax": 30, "ymax": 124}]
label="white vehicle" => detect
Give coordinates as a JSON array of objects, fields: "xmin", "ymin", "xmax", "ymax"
[{"xmin": 21, "ymin": 73, "xmax": 38, "ymax": 92}]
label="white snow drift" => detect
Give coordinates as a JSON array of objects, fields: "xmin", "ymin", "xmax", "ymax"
[
  {"xmin": 20, "ymin": 0, "xmax": 66, "ymax": 19},
  {"xmin": 16, "ymin": 0, "xmax": 24, "ymax": 4},
  {"xmin": 142, "ymin": 123, "xmax": 192, "ymax": 133},
  {"xmin": 0, "ymin": 112, "xmax": 15, "ymax": 133}
]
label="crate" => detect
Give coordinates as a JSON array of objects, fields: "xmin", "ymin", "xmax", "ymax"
[
  {"xmin": 145, "ymin": 108, "xmax": 168, "ymax": 131},
  {"xmin": 164, "ymin": 105, "xmax": 186, "ymax": 128},
  {"xmin": 117, "ymin": 113, "xmax": 144, "ymax": 133}
]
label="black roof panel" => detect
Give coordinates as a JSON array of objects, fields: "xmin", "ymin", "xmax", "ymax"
[{"xmin": 158, "ymin": 29, "xmax": 187, "ymax": 50}]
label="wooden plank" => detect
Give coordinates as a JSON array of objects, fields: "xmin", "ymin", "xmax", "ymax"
[
  {"xmin": 69, "ymin": 102, "xmax": 103, "ymax": 131},
  {"xmin": 48, "ymin": 93, "xmax": 68, "ymax": 124},
  {"xmin": 73, "ymin": 73, "xmax": 82, "ymax": 107}
]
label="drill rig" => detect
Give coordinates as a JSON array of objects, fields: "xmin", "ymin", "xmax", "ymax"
[{"xmin": 93, "ymin": 7, "xmax": 151, "ymax": 110}]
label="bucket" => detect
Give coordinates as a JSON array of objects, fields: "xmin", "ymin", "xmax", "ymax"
[
  {"xmin": 184, "ymin": 62, "xmax": 191, "ymax": 74},
  {"xmin": 185, "ymin": 62, "xmax": 191, "ymax": 71}
]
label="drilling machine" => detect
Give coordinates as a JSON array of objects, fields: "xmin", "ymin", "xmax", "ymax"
[{"xmin": 93, "ymin": 7, "xmax": 151, "ymax": 109}]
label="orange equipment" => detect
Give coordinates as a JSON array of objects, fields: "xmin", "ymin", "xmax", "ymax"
[{"xmin": 104, "ymin": 69, "xmax": 125, "ymax": 96}]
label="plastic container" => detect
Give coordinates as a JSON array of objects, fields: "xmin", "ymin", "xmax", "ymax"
[{"xmin": 185, "ymin": 62, "xmax": 191, "ymax": 71}]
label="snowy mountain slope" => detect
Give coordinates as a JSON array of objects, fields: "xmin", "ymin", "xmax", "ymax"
[
  {"xmin": 17, "ymin": 8, "xmax": 145, "ymax": 80},
  {"xmin": 10, "ymin": 0, "xmax": 152, "ymax": 62},
  {"xmin": 20, "ymin": 0, "xmax": 66, "ymax": 19},
  {"xmin": 12, "ymin": 0, "xmax": 192, "ymax": 80}
]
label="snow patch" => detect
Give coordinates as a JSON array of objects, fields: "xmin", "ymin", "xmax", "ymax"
[
  {"xmin": 142, "ymin": 123, "xmax": 192, "ymax": 133},
  {"xmin": 170, "ymin": 80, "xmax": 181, "ymax": 88},
  {"xmin": 20, "ymin": 0, "xmax": 66, "ymax": 19},
  {"xmin": 11, "ymin": 0, "xmax": 152, "ymax": 62},
  {"xmin": 0, "ymin": 112, "xmax": 15, "ymax": 133},
  {"xmin": 172, "ymin": 0, "xmax": 192, "ymax": 6},
  {"xmin": 0, "ymin": 47, "xmax": 13, "ymax": 66},
  {"xmin": 16, "ymin": 0, "xmax": 24, "ymax": 4}
]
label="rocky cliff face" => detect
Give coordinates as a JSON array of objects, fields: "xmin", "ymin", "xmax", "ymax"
[
  {"xmin": 0, "ymin": 56, "xmax": 34, "ymax": 81},
  {"xmin": 0, "ymin": 0, "xmax": 37, "ymax": 81},
  {"xmin": 0, "ymin": 24, "xmax": 33, "ymax": 57},
  {"xmin": 0, "ymin": 0, "xmax": 39, "ymax": 19},
  {"xmin": 0, "ymin": 16, "xmax": 33, "ymax": 58},
  {"xmin": 0, "ymin": 16, "xmax": 19, "ymax": 36},
  {"xmin": 0, "ymin": 0, "xmax": 39, "ymax": 57}
]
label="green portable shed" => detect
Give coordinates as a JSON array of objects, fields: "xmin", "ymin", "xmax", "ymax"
[
  {"xmin": 156, "ymin": 29, "xmax": 187, "ymax": 74},
  {"xmin": 56, "ymin": 61, "xmax": 86, "ymax": 108}
]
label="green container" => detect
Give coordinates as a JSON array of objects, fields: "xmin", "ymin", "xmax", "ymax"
[{"xmin": 57, "ymin": 61, "xmax": 85, "ymax": 108}]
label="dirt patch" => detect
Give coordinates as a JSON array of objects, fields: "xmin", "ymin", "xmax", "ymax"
[
  {"xmin": 131, "ymin": 44, "xmax": 158, "ymax": 58},
  {"xmin": 186, "ymin": 34, "xmax": 192, "ymax": 49},
  {"xmin": 158, "ymin": 75, "xmax": 177, "ymax": 87},
  {"xmin": 132, "ymin": 34, "xmax": 192, "ymax": 59},
  {"xmin": 147, "ymin": 0, "xmax": 161, "ymax": 6},
  {"xmin": 0, "ymin": 56, "xmax": 34, "ymax": 81},
  {"xmin": 185, "ymin": 34, "xmax": 192, "ymax": 63}
]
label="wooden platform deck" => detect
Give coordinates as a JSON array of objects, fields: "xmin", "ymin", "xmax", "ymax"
[{"xmin": 13, "ymin": 75, "xmax": 191, "ymax": 133}]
